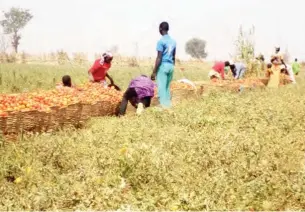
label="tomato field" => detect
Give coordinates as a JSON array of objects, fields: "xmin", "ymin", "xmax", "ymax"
[{"xmin": 0, "ymin": 63, "xmax": 304, "ymax": 210}]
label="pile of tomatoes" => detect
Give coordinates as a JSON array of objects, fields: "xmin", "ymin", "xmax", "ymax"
[{"xmin": 0, "ymin": 82, "xmax": 123, "ymax": 117}]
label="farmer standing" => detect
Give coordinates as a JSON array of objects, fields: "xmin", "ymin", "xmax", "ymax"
[
  {"xmin": 268, "ymin": 46, "xmax": 286, "ymax": 88},
  {"xmin": 151, "ymin": 22, "xmax": 176, "ymax": 109},
  {"xmin": 208, "ymin": 61, "xmax": 230, "ymax": 80},
  {"xmin": 292, "ymin": 58, "xmax": 301, "ymax": 75},
  {"xmin": 88, "ymin": 52, "xmax": 115, "ymax": 87},
  {"xmin": 118, "ymin": 75, "xmax": 155, "ymax": 116},
  {"xmin": 230, "ymin": 62, "xmax": 247, "ymax": 79}
]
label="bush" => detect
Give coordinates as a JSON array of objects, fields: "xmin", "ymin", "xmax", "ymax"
[{"xmin": 185, "ymin": 38, "xmax": 208, "ymax": 60}]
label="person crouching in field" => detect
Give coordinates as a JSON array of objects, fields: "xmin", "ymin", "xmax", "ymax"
[
  {"xmin": 208, "ymin": 61, "xmax": 230, "ymax": 80},
  {"xmin": 56, "ymin": 75, "xmax": 73, "ymax": 89},
  {"xmin": 56, "ymin": 75, "xmax": 83, "ymax": 91},
  {"xmin": 230, "ymin": 62, "xmax": 246, "ymax": 79},
  {"xmin": 118, "ymin": 75, "xmax": 155, "ymax": 116},
  {"xmin": 88, "ymin": 52, "xmax": 115, "ymax": 88},
  {"xmin": 208, "ymin": 70, "xmax": 221, "ymax": 82}
]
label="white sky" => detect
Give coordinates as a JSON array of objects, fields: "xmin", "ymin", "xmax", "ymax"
[{"xmin": 1, "ymin": 0, "xmax": 305, "ymax": 61}]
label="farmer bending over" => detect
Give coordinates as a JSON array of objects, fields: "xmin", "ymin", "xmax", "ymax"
[
  {"xmin": 151, "ymin": 21, "xmax": 176, "ymax": 109},
  {"xmin": 208, "ymin": 61, "xmax": 230, "ymax": 80},
  {"xmin": 118, "ymin": 75, "xmax": 155, "ymax": 116},
  {"xmin": 88, "ymin": 52, "xmax": 115, "ymax": 88},
  {"xmin": 230, "ymin": 62, "xmax": 246, "ymax": 79}
]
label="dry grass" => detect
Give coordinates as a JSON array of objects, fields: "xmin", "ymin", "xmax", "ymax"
[{"xmin": 0, "ymin": 63, "xmax": 304, "ymax": 210}]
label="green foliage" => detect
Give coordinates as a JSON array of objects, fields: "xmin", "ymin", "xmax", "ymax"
[
  {"xmin": 0, "ymin": 7, "xmax": 33, "ymax": 53},
  {"xmin": 0, "ymin": 64, "xmax": 304, "ymax": 210},
  {"xmin": 0, "ymin": 80, "xmax": 305, "ymax": 210},
  {"xmin": 185, "ymin": 38, "xmax": 208, "ymax": 59},
  {"xmin": 234, "ymin": 26, "xmax": 264, "ymax": 77},
  {"xmin": 235, "ymin": 26, "xmax": 255, "ymax": 63},
  {"xmin": 0, "ymin": 63, "xmax": 208, "ymax": 93}
]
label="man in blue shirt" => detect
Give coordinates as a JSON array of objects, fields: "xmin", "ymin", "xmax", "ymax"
[{"xmin": 151, "ymin": 22, "xmax": 176, "ymax": 108}]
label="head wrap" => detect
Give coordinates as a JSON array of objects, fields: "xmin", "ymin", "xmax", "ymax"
[{"xmin": 100, "ymin": 52, "xmax": 113, "ymax": 65}]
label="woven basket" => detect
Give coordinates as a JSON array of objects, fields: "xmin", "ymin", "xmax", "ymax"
[
  {"xmin": 80, "ymin": 103, "xmax": 92, "ymax": 122},
  {"xmin": 19, "ymin": 110, "xmax": 40, "ymax": 132},
  {"xmin": 98, "ymin": 101, "xmax": 108, "ymax": 116},
  {"xmin": 63, "ymin": 103, "xmax": 82, "ymax": 126},
  {"xmin": 99, "ymin": 101, "xmax": 112, "ymax": 116},
  {"xmin": 91, "ymin": 101, "xmax": 102, "ymax": 117},
  {"xmin": 99, "ymin": 101, "xmax": 117, "ymax": 116},
  {"xmin": 47, "ymin": 106, "xmax": 61, "ymax": 131},
  {"xmin": 112, "ymin": 102, "xmax": 121, "ymax": 116},
  {"xmin": 5, "ymin": 112, "xmax": 21, "ymax": 134},
  {"xmin": 0, "ymin": 116, "xmax": 7, "ymax": 135},
  {"xmin": 109, "ymin": 102, "xmax": 120, "ymax": 116},
  {"xmin": 39, "ymin": 111, "xmax": 52, "ymax": 132},
  {"xmin": 55, "ymin": 106, "xmax": 67, "ymax": 128},
  {"xmin": 114, "ymin": 101, "xmax": 121, "ymax": 116}
]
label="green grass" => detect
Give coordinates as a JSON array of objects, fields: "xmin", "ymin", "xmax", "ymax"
[
  {"xmin": 0, "ymin": 63, "xmax": 209, "ymax": 93},
  {"xmin": 0, "ymin": 63, "xmax": 304, "ymax": 210}
]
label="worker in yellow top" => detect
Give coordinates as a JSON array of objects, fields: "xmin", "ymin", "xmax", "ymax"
[{"xmin": 268, "ymin": 46, "xmax": 287, "ymax": 88}]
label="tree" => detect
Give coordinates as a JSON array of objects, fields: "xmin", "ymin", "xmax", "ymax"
[
  {"xmin": 0, "ymin": 7, "xmax": 33, "ymax": 53},
  {"xmin": 185, "ymin": 38, "xmax": 208, "ymax": 59}
]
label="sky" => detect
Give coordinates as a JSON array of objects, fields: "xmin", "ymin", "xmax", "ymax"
[{"xmin": 1, "ymin": 0, "xmax": 305, "ymax": 61}]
